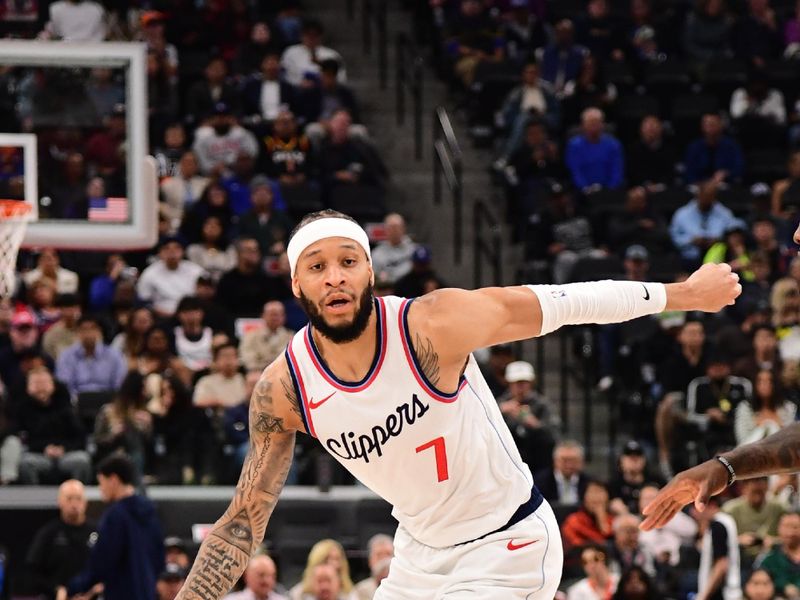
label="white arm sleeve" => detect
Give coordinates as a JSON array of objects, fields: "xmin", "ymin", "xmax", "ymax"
[{"xmin": 527, "ymin": 280, "xmax": 668, "ymax": 337}]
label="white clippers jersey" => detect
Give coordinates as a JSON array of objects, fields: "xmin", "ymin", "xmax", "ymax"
[{"xmin": 285, "ymin": 296, "xmax": 534, "ymax": 548}]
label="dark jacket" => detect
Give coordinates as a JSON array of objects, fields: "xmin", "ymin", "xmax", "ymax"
[
  {"xmin": 241, "ymin": 77, "xmax": 298, "ymax": 120},
  {"xmin": 297, "ymin": 83, "xmax": 361, "ymax": 124},
  {"xmin": 534, "ymin": 467, "xmax": 590, "ymax": 504},
  {"xmin": 68, "ymin": 494, "xmax": 164, "ymax": 600},
  {"xmin": 26, "ymin": 518, "xmax": 96, "ymax": 599},
  {"xmin": 16, "ymin": 384, "xmax": 83, "ymax": 453}
]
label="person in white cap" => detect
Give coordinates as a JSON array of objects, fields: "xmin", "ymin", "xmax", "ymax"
[
  {"xmin": 498, "ymin": 361, "xmax": 558, "ymax": 473},
  {"xmin": 176, "ymin": 209, "xmax": 741, "ymax": 600}
]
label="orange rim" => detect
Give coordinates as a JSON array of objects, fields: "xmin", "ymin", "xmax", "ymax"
[{"xmin": 0, "ymin": 200, "xmax": 31, "ymax": 219}]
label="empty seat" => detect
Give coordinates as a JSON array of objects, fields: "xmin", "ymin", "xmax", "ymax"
[
  {"xmin": 568, "ymin": 256, "xmax": 624, "ymax": 283},
  {"xmin": 604, "ymin": 60, "xmax": 636, "ymax": 92},
  {"xmin": 649, "ymin": 186, "xmax": 692, "ymax": 219},
  {"xmin": 670, "ymin": 93, "xmax": 719, "ymax": 147},
  {"xmin": 747, "ymin": 148, "xmax": 787, "ymax": 184},
  {"xmin": 614, "ymin": 94, "xmax": 660, "ymax": 141},
  {"xmin": 644, "ymin": 59, "xmax": 692, "ymax": 101},
  {"xmin": 280, "ymin": 182, "xmax": 324, "ymax": 222},
  {"xmin": 329, "ymin": 184, "xmax": 386, "ymax": 223},
  {"xmin": 764, "ymin": 59, "xmax": 800, "ymax": 99},
  {"xmin": 717, "ymin": 185, "xmax": 753, "ymax": 217},
  {"xmin": 702, "ymin": 58, "xmax": 748, "ymax": 104}
]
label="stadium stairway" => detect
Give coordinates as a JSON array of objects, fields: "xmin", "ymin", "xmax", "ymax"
[{"xmin": 304, "ymin": 1, "xmax": 615, "ymax": 478}]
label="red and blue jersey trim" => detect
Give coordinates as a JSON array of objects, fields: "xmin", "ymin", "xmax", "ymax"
[
  {"xmin": 399, "ymin": 298, "xmax": 466, "ymax": 403},
  {"xmin": 285, "ymin": 342, "xmax": 316, "ymax": 438},
  {"xmin": 304, "ymin": 297, "xmax": 388, "ymax": 392}
]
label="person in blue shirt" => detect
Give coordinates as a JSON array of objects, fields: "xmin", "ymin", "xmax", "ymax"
[
  {"xmin": 64, "ymin": 454, "xmax": 164, "ymax": 600},
  {"xmin": 565, "ymin": 107, "xmax": 624, "ymax": 192},
  {"xmin": 670, "ymin": 179, "xmax": 744, "ymax": 268},
  {"xmin": 684, "ymin": 113, "xmax": 745, "ymax": 185}
]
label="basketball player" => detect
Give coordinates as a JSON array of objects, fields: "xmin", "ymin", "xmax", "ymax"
[{"xmin": 175, "ymin": 210, "xmax": 741, "ymax": 599}]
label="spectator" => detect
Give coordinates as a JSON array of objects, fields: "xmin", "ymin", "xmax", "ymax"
[
  {"xmin": 0, "ymin": 399, "xmax": 20, "ymax": 485},
  {"xmin": 173, "ymin": 296, "xmax": 214, "ymax": 373},
  {"xmin": 670, "ymin": 179, "xmax": 743, "ymax": 266},
  {"xmin": 42, "ymin": 293, "xmax": 81, "ymax": 361},
  {"xmin": 734, "ymin": 323, "xmax": 781, "ymax": 380},
  {"xmin": 684, "ymin": 113, "xmax": 745, "ymax": 185},
  {"xmin": 562, "ymin": 480, "xmax": 615, "ymax": 550},
  {"xmin": 153, "ymin": 123, "xmax": 189, "ymax": 180},
  {"xmin": 723, "ymin": 477, "xmax": 784, "ymax": 559},
  {"xmin": 318, "ymin": 110, "xmax": 387, "ymax": 192},
  {"xmin": 192, "ymin": 102, "xmax": 259, "ymax": 178},
  {"xmin": 243, "ymin": 51, "xmax": 298, "ymax": 127},
  {"xmin": 65, "ymin": 455, "xmax": 165, "ymax": 600},
  {"xmin": 730, "ymin": 73, "xmax": 787, "ymax": 126},
  {"xmin": 535, "ymin": 440, "xmax": 590, "ymax": 504},
  {"xmin": 135, "ymin": 326, "xmax": 192, "ymax": 389},
  {"xmin": 501, "ymin": 0, "xmax": 549, "ymax": 65},
  {"xmin": 637, "ymin": 484, "xmax": 698, "ymax": 568},
  {"xmin": 743, "ymin": 569, "xmax": 780, "ymax": 600},
  {"xmin": 25, "ymin": 480, "xmax": 95, "ymax": 600},
  {"xmin": 84, "ymin": 104, "xmax": 126, "ymax": 179},
  {"xmin": 93, "ymin": 371, "xmax": 152, "ymax": 476},
  {"xmin": 152, "ymin": 375, "xmax": 202, "ymax": 485},
  {"xmin": 565, "ymin": 108, "xmax": 624, "ymax": 192},
  {"xmin": 0, "ymin": 309, "xmax": 44, "ymax": 393},
  {"xmin": 186, "ymin": 216, "xmax": 237, "ymax": 283},
  {"xmin": 281, "ymin": 19, "xmax": 346, "ymax": 87},
  {"xmin": 685, "ymin": 349, "xmax": 752, "ymax": 456},
  {"xmin": 497, "ymin": 360, "xmax": 558, "ymax": 472},
  {"xmin": 444, "ymin": 0, "xmax": 504, "ymax": 88},
  {"xmin": 735, "ymin": 369, "xmax": 796, "ymax": 445},
  {"xmin": 86, "ymin": 68, "xmax": 124, "ymax": 121},
  {"xmin": 262, "ymin": 110, "xmax": 315, "ymax": 186},
  {"xmin": 562, "ymin": 55, "xmax": 619, "ymax": 128},
  {"xmin": 240, "ymin": 301, "xmax": 294, "ymax": 371},
  {"xmin": 567, "ymin": 545, "xmax": 619, "ymax": 600},
  {"xmin": 224, "ymin": 554, "xmax": 286, "ymax": 600},
  {"xmin": 222, "ymin": 370, "xmax": 259, "ymax": 477},
  {"xmin": 291, "ymin": 539, "xmax": 355, "ymax": 600},
  {"xmin": 370, "ymin": 213, "xmax": 416, "ymax": 284},
  {"xmin": 683, "ymin": 0, "xmax": 733, "ymax": 70},
  {"xmin": 304, "ymin": 563, "xmax": 346, "ymax": 600},
  {"xmin": 184, "ymin": 56, "xmax": 239, "ymax": 126},
  {"xmin": 88, "ymin": 254, "xmax": 138, "ymax": 313},
  {"xmin": 479, "ymin": 344, "xmax": 514, "ymax": 397},
  {"xmin": 576, "ymin": 0, "xmax": 624, "ymax": 61},
  {"xmin": 46, "ymin": 152, "xmax": 88, "ymax": 220},
  {"xmin": 301, "ymin": 59, "xmax": 362, "ymax": 139},
  {"xmin": 354, "ymin": 534, "xmax": 393, "ymax": 600},
  {"xmin": 17, "ymin": 366, "xmax": 90, "ymax": 484},
  {"xmin": 157, "ymin": 563, "xmax": 187, "ymax": 600},
  {"xmin": 611, "ymin": 566, "xmax": 659, "ymax": 600},
  {"xmin": 608, "ymin": 514, "xmax": 656, "ymax": 577},
  {"xmin": 216, "ymin": 237, "xmax": 283, "ymax": 318},
  {"xmin": 506, "ymin": 120, "xmax": 564, "ymax": 201},
  {"xmin": 139, "ymin": 11, "xmax": 178, "ymax": 82},
  {"xmin": 771, "ymin": 151, "xmax": 800, "ymax": 219},
  {"xmin": 23, "ymin": 248, "xmax": 79, "ymax": 295},
  {"xmin": 238, "ymin": 176, "xmax": 293, "ymax": 256},
  {"xmin": 163, "ymin": 537, "xmax": 191, "ymax": 570},
  {"xmin": 751, "ymin": 218, "xmax": 786, "ymax": 281},
  {"xmin": 626, "ymin": 116, "xmax": 678, "ymax": 188},
  {"xmin": 193, "ymin": 343, "xmax": 246, "ymax": 410},
  {"xmin": 159, "ymin": 151, "xmax": 211, "ymax": 233},
  {"xmin": 496, "ymin": 62, "xmax": 560, "ymax": 163},
  {"xmin": 45, "ymin": 0, "xmax": 107, "ymax": 42},
  {"xmin": 220, "ymin": 152, "xmax": 263, "ymax": 217},
  {"xmin": 759, "ymin": 512, "xmax": 800, "ymax": 598},
  {"xmin": 136, "ymin": 237, "xmax": 205, "ymax": 318},
  {"xmin": 180, "ymin": 181, "xmax": 236, "ymax": 245},
  {"xmin": 55, "ymin": 315, "xmax": 127, "ymax": 398},
  {"xmin": 112, "ymin": 307, "xmax": 155, "ymax": 366},
  {"xmin": 733, "ymin": 0, "xmax": 782, "ymax": 67},
  {"xmin": 394, "ymin": 245, "xmax": 446, "ymax": 298},
  {"xmin": 235, "ymin": 22, "xmax": 285, "ymax": 76},
  {"xmin": 704, "ymin": 224, "xmax": 752, "ymax": 279},
  {"xmin": 738, "ymin": 253, "xmax": 775, "ymax": 321},
  {"xmin": 772, "ymin": 278, "xmax": 800, "ymax": 333},
  {"xmin": 693, "ymin": 497, "xmax": 742, "ymax": 600},
  {"xmin": 609, "ymin": 441, "xmax": 663, "ymax": 515},
  {"xmin": 607, "ymin": 187, "xmax": 671, "ymax": 255},
  {"xmin": 536, "ymin": 19, "xmax": 587, "ymax": 94}
]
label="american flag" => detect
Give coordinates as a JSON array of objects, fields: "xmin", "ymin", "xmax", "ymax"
[{"xmin": 88, "ymin": 197, "xmax": 128, "ymax": 222}]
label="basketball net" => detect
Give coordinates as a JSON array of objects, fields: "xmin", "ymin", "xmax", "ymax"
[{"xmin": 0, "ymin": 200, "xmax": 32, "ymax": 299}]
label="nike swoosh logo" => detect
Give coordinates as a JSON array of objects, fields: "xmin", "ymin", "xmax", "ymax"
[
  {"xmin": 507, "ymin": 539, "xmax": 539, "ymax": 551},
  {"xmin": 642, "ymin": 284, "xmax": 650, "ymax": 301},
  {"xmin": 308, "ymin": 392, "xmax": 336, "ymax": 410}
]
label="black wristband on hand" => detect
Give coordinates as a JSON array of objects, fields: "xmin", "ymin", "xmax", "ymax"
[{"xmin": 716, "ymin": 456, "xmax": 736, "ymax": 487}]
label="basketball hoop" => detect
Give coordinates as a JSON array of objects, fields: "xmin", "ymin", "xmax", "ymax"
[{"xmin": 0, "ymin": 200, "xmax": 32, "ymax": 299}]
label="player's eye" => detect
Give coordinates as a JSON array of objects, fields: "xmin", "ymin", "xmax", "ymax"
[
  {"xmin": 343, "ymin": 258, "xmax": 356, "ymax": 266},
  {"xmin": 309, "ymin": 263, "xmax": 323, "ymax": 271}
]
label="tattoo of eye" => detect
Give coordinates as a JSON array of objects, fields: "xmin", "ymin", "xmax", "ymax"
[
  {"xmin": 254, "ymin": 413, "xmax": 285, "ymax": 433},
  {"xmin": 414, "ymin": 333, "xmax": 440, "ymax": 386},
  {"xmin": 214, "ymin": 509, "xmax": 254, "ymax": 553}
]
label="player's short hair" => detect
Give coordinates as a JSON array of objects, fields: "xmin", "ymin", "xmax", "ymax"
[
  {"xmin": 289, "ymin": 209, "xmax": 359, "ymax": 241},
  {"xmin": 97, "ymin": 454, "xmax": 135, "ymax": 485},
  {"xmin": 554, "ymin": 439, "xmax": 584, "ymax": 459}
]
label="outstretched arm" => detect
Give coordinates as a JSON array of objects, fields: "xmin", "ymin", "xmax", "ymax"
[
  {"xmin": 411, "ymin": 262, "xmax": 741, "ymax": 364},
  {"xmin": 175, "ymin": 359, "xmax": 302, "ymax": 599},
  {"xmin": 641, "ymin": 423, "xmax": 800, "ymax": 531}
]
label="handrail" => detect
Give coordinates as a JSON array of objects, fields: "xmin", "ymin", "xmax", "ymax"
[
  {"xmin": 361, "ymin": 0, "xmax": 388, "ymax": 90},
  {"xmin": 395, "ymin": 32, "xmax": 424, "ymax": 160},
  {"xmin": 432, "ymin": 106, "xmax": 463, "ymax": 263},
  {"xmin": 473, "ymin": 200, "xmax": 502, "ymax": 288}
]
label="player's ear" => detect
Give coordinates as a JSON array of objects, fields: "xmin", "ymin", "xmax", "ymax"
[{"xmin": 291, "ymin": 276, "xmax": 301, "ymax": 299}]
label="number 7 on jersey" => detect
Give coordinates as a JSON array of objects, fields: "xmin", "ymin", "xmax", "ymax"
[{"xmin": 416, "ymin": 436, "xmax": 449, "ymax": 482}]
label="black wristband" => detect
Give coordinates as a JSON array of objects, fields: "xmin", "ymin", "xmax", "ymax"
[{"xmin": 716, "ymin": 456, "xmax": 736, "ymax": 487}]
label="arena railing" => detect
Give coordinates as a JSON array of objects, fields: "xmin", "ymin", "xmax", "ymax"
[
  {"xmin": 473, "ymin": 200, "xmax": 502, "ymax": 288},
  {"xmin": 395, "ymin": 32, "xmax": 424, "ymax": 160},
  {"xmin": 361, "ymin": 0, "xmax": 389, "ymax": 90},
  {"xmin": 432, "ymin": 106, "xmax": 463, "ymax": 264}
]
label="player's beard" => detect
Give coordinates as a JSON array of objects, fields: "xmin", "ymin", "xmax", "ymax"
[{"xmin": 299, "ymin": 283, "xmax": 375, "ymax": 344}]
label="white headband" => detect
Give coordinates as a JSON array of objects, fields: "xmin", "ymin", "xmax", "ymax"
[{"xmin": 287, "ymin": 217, "xmax": 371, "ymax": 276}]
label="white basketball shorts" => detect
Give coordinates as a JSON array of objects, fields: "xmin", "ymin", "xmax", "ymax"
[{"xmin": 374, "ymin": 499, "xmax": 563, "ymax": 599}]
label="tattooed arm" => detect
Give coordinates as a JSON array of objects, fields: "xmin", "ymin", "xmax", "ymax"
[
  {"xmin": 175, "ymin": 357, "xmax": 304, "ymax": 599},
  {"xmin": 641, "ymin": 423, "xmax": 800, "ymax": 531}
]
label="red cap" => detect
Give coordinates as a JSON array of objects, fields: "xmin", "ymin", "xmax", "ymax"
[
  {"xmin": 11, "ymin": 310, "xmax": 35, "ymax": 328},
  {"xmin": 141, "ymin": 11, "xmax": 166, "ymax": 26}
]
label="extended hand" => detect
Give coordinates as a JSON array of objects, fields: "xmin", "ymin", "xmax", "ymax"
[
  {"xmin": 671, "ymin": 263, "xmax": 741, "ymax": 312},
  {"xmin": 640, "ymin": 459, "xmax": 729, "ymax": 530}
]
